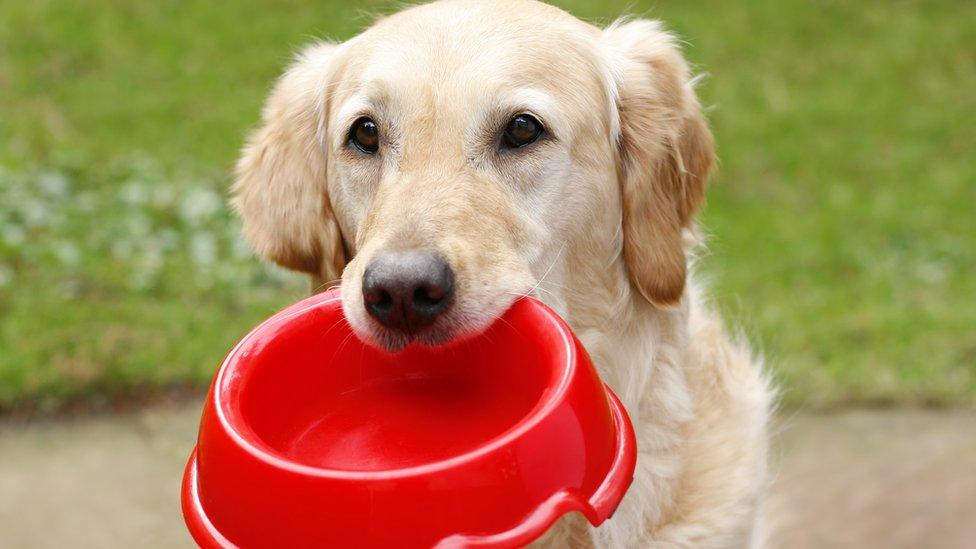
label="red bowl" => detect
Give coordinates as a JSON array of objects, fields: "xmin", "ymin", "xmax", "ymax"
[{"xmin": 182, "ymin": 288, "xmax": 635, "ymax": 548}]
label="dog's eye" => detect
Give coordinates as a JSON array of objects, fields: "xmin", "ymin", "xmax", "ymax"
[
  {"xmin": 349, "ymin": 117, "xmax": 379, "ymax": 154},
  {"xmin": 501, "ymin": 114, "xmax": 543, "ymax": 149}
]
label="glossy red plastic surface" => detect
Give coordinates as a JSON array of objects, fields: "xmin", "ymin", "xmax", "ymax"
[{"xmin": 182, "ymin": 288, "xmax": 635, "ymax": 548}]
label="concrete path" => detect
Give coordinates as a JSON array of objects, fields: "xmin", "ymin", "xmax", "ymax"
[
  {"xmin": 0, "ymin": 402, "xmax": 973, "ymax": 548},
  {"xmin": 765, "ymin": 410, "xmax": 976, "ymax": 548}
]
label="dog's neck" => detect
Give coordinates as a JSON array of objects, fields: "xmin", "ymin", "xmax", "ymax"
[
  {"xmin": 537, "ymin": 237, "xmax": 696, "ymax": 423},
  {"xmin": 538, "ymin": 238, "xmax": 699, "ymax": 533}
]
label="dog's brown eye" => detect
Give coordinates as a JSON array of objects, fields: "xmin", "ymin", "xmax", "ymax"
[
  {"xmin": 502, "ymin": 114, "xmax": 543, "ymax": 149},
  {"xmin": 349, "ymin": 117, "xmax": 379, "ymax": 154}
]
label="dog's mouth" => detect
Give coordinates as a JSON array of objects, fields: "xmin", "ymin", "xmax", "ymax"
[
  {"xmin": 360, "ymin": 298, "xmax": 516, "ymax": 353},
  {"xmin": 364, "ymin": 322, "xmax": 458, "ymax": 353},
  {"xmin": 344, "ymin": 288, "xmax": 526, "ymax": 354},
  {"xmin": 339, "ymin": 244, "xmax": 538, "ymax": 353}
]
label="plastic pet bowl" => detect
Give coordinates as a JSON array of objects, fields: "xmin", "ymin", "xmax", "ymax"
[{"xmin": 182, "ymin": 288, "xmax": 635, "ymax": 548}]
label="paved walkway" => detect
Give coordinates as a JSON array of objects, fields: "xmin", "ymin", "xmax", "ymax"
[
  {"xmin": 765, "ymin": 410, "xmax": 976, "ymax": 548},
  {"xmin": 1, "ymin": 403, "xmax": 973, "ymax": 548}
]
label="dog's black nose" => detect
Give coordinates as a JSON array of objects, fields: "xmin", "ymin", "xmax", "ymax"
[{"xmin": 362, "ymin": 250, "xmax": 455, "ymax": 333}]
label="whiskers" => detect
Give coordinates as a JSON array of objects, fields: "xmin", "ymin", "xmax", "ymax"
[
  {"xmin": 508, "ymin": 242, "xmax": 568, "ymax": 302},
  {"xmin": 310, "ymin": 277, "xmax": 342, "ymax": 295}
]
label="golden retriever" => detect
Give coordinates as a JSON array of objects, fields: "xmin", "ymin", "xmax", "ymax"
[{"xmin": 232, "ymin": 0, "xmax": 773, "ymax": 546}]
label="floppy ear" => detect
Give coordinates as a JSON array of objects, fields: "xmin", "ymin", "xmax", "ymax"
[
  {"xmin": 603, "ymin": 20, "xmax": 714, "ymax": 308},
  {"xmin": 231, "ymin": 42, "xmax": 346, "ymax": 285}
]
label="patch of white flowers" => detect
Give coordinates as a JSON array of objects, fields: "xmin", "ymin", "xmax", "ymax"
[{"xmin": 0, "ymin": 163, "xmax": 303, "ymax": 293}]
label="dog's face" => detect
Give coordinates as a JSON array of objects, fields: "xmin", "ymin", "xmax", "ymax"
[{"xmin": 233, "ymin": 0, "xmax": 713, "ymax": 351}]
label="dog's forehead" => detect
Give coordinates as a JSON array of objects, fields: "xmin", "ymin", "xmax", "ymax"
[{"xmin": 346, "ymin": 0, "xmax": 597, "ymax": 101}]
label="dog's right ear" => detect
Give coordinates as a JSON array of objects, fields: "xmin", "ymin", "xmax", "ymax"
[
  {"xmin": 603, "ymin": 20, "xmax": 714, "ymax": 309},
  {"xmin": 231, "ymin": 42, "xmax": 346, "ymax": 283}
]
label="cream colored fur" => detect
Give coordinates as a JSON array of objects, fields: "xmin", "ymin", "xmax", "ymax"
[{"xmin": 232, "ymin": 0, "xmax": 773, "ymax": 546}]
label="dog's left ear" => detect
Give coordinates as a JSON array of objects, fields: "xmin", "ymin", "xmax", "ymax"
[
  {"xmin": 603, "ymin": 20, "xmax": 714, "ymax": 308},
  {"xmin": 231, "ymin": 42, "xmax": 346, "ymax": 286}
]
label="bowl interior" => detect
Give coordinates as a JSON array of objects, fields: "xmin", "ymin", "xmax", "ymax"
[{"xmin": 225, "ymin": 297, "xmax": 569, "ymax": 472}]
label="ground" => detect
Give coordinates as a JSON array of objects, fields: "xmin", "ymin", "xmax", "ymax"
[
  {"xmin": 2, "ymin": 402, "xmax": 974, "ymax": 548},
  {"xmin": 1, "ymin": 0, "xmax": 974, "ymax": 414}
]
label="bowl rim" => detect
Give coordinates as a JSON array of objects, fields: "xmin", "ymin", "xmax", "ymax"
[
  {"xmin": 213, "ymin": 292, "xmax": 580, "ymax": 480},
  {"xmin": 183, "ymin": 388, "xmax": 636, "ymax": 549}
]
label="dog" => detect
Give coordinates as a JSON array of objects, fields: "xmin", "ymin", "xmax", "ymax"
[{"xmin": 232, "ymin": 0, "xmax": 773, "ymax": 546}]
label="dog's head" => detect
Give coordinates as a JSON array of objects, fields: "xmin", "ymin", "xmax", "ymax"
[{"xmin": 233, "ymin": 0, "xmax": 713, "ymax": 351}]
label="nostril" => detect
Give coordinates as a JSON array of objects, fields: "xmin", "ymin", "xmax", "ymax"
[
  {"xmin": 413, "ymin": 285, "xmax": 445, "ymax": 308},
  {"xmin": 366, "ymin": 289, "xmax": 394, "ymax": 314}
]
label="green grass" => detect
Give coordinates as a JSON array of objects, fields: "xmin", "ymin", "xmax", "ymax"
[{"xmin": 1, "ymin": 0, "xmax": 973, "ymax": 412}]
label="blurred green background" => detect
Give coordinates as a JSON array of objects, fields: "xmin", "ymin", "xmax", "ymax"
[{"xmin": 1, "ymin": 0, "xmax": 973, "ymax": 414}]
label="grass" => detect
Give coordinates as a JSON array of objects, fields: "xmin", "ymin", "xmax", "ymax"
[{"xmin": 1, "ymin": 0, "xmax": 973, "ymax": 413}]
